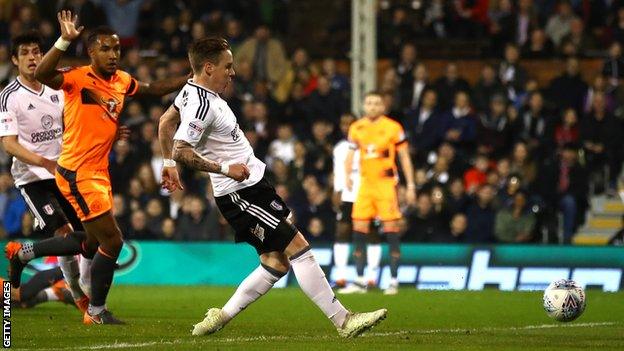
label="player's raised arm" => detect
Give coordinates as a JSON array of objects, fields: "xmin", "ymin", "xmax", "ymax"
[
  {"xmin": 34, "ymin": 10, "xmax": 83, "ymax": 89},
  {"xmin": 135, "ymin": 73, "xmax": 190, "ymax": 96}
]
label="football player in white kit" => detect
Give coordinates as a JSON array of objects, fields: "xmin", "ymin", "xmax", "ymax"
[
  {"xmin": 158, "ymin": 37, "xmax": 387, "ymax": 338},
  {"xmin": 1, "ymin": 31, "xmax": 94, "ymax": 313}
]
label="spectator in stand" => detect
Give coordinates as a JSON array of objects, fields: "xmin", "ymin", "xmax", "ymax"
[
  {"xmin": 498, "ymin": 43, "xmax": 528, "ymax": 99},
  {"xmin": 554, "ymin": 108, "xmax": 580, "ymax": 152},
  {"xmin": 522, "ymin": 28, "xmax": 555, "ymax": 58},
  {"xmin": 379, "ymin": 7, "xmax": 415, "ymax": 57},
  {"xmin": 395, "ymin": 43, "xmax": 418, "ymax": 109},
  {"xmin": 304, "ymin": 120, "xmax": 334, "ymax": 181},
  {"xmin": 110, "ymin": 140, "xmax": 137, "ymax": 194},
  {"xmin": 464, "ymin": 154, "xmax": 490, "ymax": 194},
  {"xmin": 98, "ymin": 0, "xmax": 142, "ymax": 48},
  {"xmin": 510, "ymin": 141, "xmax": 537, "ymax": 188},
  {"xmin": 602, "ymin": 42, "xmax": 624, "ymax": 90},
  {"xmin": 224, "ymin": 18, "xmax": 244, "ymax": 52},
  {"xmin": 176, "ymin": 196, "xmax": 218, "ymax": 241},
  {"xmin": 128, "ymin": 210, "xmax": 155, "ymax": 240},
  {"xmin": 424, "ymin": 0, "xmax": 450, "ymax": 38},
  {"xmin": 112, "ymin": 194, "xmax": 130, "ymax": 234},
  {"xmin": 405, "ymin": 191, "xmax": 436, "ymax": 242},
  {"xmin": 441, "ymin": 91, "xmax": 478, "ymax": 154},
  {"xmin": 300, "ymin": 176, "xmax": 335, "ymax": 241},
  {"xmin": 545, "ymin": 0, "xmax": 579, "ymax": 47},
  {"xmin": 434, "ymin": 63, "xmax": 471, "ymax": 110},
  {"xmin": 583, "ymin": 76, "xmax": 614, "ymax": 114},
  {"xmin": 559, "ymin": 18, "xmax": 598, "ymax": 57},
  {"xmin": 541, "ymin": 143, "xmax": 589, "ymax": 243},
  {"xmin": 160, "ymin": 217, "xmax": 176, "ymax": 240},
  {"xmin": 447, "ymin": 177, "xmax": 470, "ymax": 214},
  {"xmin": 473, "ymin": 64, "xmax": 506, "ymax": 113},
  {"xmin": 236, "ymin": 24, "xmax": 288, "ymax": 88},
  {"xmin": 548, "ymin": 57, "xmax": 588, "ymax": 114},
  {"xmin": 145, "ymin": 198, "xmax": 165, "ymax": 237},
  {"xmin": 449, "ymin": 213, "xmax": 468, "ymax": 242},
  {"xmin": 322, "ymin": 58, "xmax": 349, "ymax": 101},
  {"xmin": 274, "ymin": 47, "xmax": 316, "ymax": 103},
  {"xmin": 465, "ymin": 184, "xmax": 497, "ymax": 243},
  {"xmin": 581, "ymin": 92, "xmax": 623, "ymax": 195},
  {"xmin": 611, "ymin": 7, "xmax": 624, "ymax": 46},
  {"xmin": 406, "ymin": 63, "xmax": 431, "ymax": 111},
  {"xmin": 452, "ymin": 0, "xmax": 489, "ymax": 38},
  {"xmin": 404, "ymin": 89, "xmax": 445, "ymax": 163},
  {"xmin": 513, "ymin": 0, "xmax": 539, "ymax": 47},
  {"xmin": 305, "ymin": 75, "xmax": 345, "ymax": 124},
  {"xmin": 495, "ymin": 190, "xmax": 535, "ymax": 242},
  {"xmin": 489, "ymin": 0, "xmax": 514, "ymax": 54},
  {"xmin": 518, "ymin": 91, "xmax": 554, "ymax": 154},
  {"xmin": 477, "ymin": 94, "xmax": 513, "ymax": 158}
]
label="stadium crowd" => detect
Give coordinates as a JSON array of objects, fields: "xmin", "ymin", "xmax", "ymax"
[{"xmin": 0, "ymin": 0, "xmax": 623, "ymax": 244}]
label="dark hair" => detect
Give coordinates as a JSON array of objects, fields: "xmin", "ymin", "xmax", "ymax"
[
  {"xmin": 188, "ymin": 37, "xmax": 230, "ymax": 73},
  {"xmin": 86, "ymin": 26, "xmax": 118, "ymax": 48},
  {"xmin": 11, "ymin": 30, "xmax": 42, "ymax": 57}
]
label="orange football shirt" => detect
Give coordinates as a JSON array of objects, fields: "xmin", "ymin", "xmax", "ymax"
[
  {"xmin": 58, "ymin": 66, "xmax": 138, "ymax": 172},
  {"xmin": 348, "ymin": 115, "xmax": 407, "ymax": 183}
]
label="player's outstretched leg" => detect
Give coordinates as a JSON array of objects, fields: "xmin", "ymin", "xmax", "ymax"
[
  {"xmin": 286, "ymin": 233, "xmax": 387, "ymax": 338},
  {"xmin": 4, "ymin": 231, "xmax": 94, "ymax": 288},
  {"xmin": 192, "ymin": 263, "xmax": 285, "ymax": 336},
  {"xmin": 81, "ymin": 213, "xmax": 125, "ymax": 325}
]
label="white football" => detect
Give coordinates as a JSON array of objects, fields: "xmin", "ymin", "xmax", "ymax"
[{"xmin": 543, "ymin": 279, "xmax": 586, "ymax": 322}]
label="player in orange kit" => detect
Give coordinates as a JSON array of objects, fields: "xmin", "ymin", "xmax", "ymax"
[
  {"xmin": 6, "ymin": 11, "xmax": 188, "ymax": 324},
  {"xmin": 340, "ymin": 91, "xmax": 416, "ymax": 295}
]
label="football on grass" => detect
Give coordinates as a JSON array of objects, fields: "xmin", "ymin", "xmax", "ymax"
[{"xmin": 543, "ymin": 279, "xmax": 586, "ymax": 322}]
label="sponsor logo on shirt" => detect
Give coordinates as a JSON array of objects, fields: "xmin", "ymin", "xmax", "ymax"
[
  {"xmin": 27, "ymin": 103, "xmax": 35, "ymax": 110},
  {"xmin": 187, "ymin": 121, "xmax": 204, "ymax": 138},
  {"xmin": 250, "ymin": 223, "xmax": 265, "ymax": 242},
  {"xmin": 41, "ymin": 115, "xmax": 53, "ymax": 130},
  {"xmin": 270, "ymin": 200, "xmax": 283, "ymax": 211}
]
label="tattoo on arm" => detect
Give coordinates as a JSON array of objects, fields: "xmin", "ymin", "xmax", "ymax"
[
  {"xmin": 172, "ymin": 140, "xmax": 221, "ymax": 173},
  {"xmin": 158, "ymin": 105, "xmax": 180, "ymax": 159}
]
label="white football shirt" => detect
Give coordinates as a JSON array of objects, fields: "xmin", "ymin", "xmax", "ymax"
[
  {"xmin": 333, "ymin": 139, "xmax": 360, "ymax": 203},
  {"xmin": 173, "ymin": 80, "xmax": 265, "ymax": 196},
  {"xmin": 0, "ymin": 78, "xmax": 64, "ymax": 187}
]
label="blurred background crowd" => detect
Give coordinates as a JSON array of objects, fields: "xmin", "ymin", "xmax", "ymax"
[{"xmin": 0, "ymin": 0, "xmax": 623, "ymax": 245}]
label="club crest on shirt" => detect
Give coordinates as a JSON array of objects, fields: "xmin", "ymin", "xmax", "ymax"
[
  {"xmin": 41, "ymin": 115, "xmax": 54, "ymax": 130},
  {"xmin": 50, "ymin": 94, "xmax": 59, "ymax": 104},
  {"xmin": 43, "ymin": 204, "xmax": 54, "ymax": 215},
  {"xmin": 100, "ymin": 96, "xmax": 121, "ymax": 118}
]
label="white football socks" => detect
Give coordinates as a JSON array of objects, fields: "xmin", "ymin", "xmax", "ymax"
[
  {"xmin": 79, "ymin": 256, "xmax": 92, "ymax": 298},
  {"xmin": 366, "ymin": 244, "xmax": 382, "ymax": 284},
  {"xmin": 290, "ymin": 248, "xmax": 348, "ymax": 328},
  {"xmin": 44, "ymin": 287, "xmax": 58, "ymax": 302},
  {"xmin": 332, "ymin": 243, "xmax": 350, "ymax": 282},
  {"xmin": 221, "ymin": 264, "xmax": 282, "ymax": 323},
  {"xmin": 58, "ymin": 255, "xmax": 85, "ymax": 300}
]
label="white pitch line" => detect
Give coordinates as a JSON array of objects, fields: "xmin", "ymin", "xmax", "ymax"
[{"xmin": 16, "ymin": 321, "xmax": 618, "ymax": 351}]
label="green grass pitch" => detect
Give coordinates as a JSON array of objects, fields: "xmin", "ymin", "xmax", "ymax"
[{"xmin": 10, "ymin": 286, "xmax": 624, "ymax": 350}]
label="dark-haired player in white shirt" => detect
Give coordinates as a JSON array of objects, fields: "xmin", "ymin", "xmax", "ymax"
[{"xmin": 158, "ymin": 37, "xmax": 387, "ymax": 338}]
